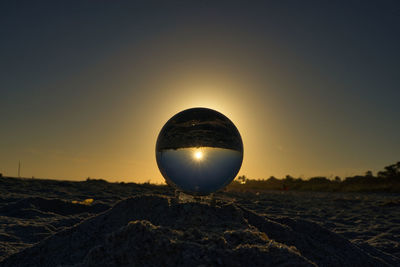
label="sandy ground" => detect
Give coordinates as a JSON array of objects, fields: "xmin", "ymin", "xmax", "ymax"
[{"xmin": 0, "ymin": 177, "xmax": 399, "ymax": 266}]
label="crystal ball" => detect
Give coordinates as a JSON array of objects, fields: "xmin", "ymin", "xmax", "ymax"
[{"xmin": 156, "ymin": 107, "xmax": 244, "ymax": 195}]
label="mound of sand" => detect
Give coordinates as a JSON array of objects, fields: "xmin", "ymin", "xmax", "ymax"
[{"xmin": 1, "ymin": 195, "xmax": 393, "ymax": 266}]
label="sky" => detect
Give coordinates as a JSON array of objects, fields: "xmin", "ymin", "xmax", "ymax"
[{"xmin": 1, "ymin": 1, "xmax": 400, "ymax": 183}]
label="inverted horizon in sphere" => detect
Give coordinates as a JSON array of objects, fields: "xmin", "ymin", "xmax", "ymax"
[{"xmin": 156, "ymin": 107, "xmax": 243, "ymax": 152}]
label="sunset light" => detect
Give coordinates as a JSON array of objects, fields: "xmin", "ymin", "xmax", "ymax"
[
  {"xmin": 1, "ymin": 2, "xmax": 399, "ymax": 266},
  {"xmin": 194, "ymin": 150, "xmax": 204, "ymax": 161}
]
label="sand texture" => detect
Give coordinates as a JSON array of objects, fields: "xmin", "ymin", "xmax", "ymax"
[{"xmin": 0, "ymin": 177, "xmax": 399, "ymax": 266}]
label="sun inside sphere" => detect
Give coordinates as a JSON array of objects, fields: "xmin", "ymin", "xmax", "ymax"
[
  {"xmin": 156, "ymin": 107, "xmax": 243, "ymax": 196},
  {"xmin": 194, "ymin": 150, "xmax": 203, "ymax": 161}
]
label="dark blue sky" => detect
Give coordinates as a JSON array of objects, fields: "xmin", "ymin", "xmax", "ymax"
[{"xmin": 1, "ymin": 1, "xmax": 399, "ymax": 181}]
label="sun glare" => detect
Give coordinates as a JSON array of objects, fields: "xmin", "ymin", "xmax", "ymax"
[{"xmin": 194, "ymin": 150, "xmax": 203, "ymax": 161}]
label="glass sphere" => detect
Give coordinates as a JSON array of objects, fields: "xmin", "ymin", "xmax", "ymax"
[{"xmin": 156, "ymin": 107, "xmax": 244, "ymax": 195}]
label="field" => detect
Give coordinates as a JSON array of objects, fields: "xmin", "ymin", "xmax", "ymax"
[{"xmin": 0, "ymin": 177, "xmax": 399, "ymax": 266}]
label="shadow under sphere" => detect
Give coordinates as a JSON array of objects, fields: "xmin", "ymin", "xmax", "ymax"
[{"xmin": 156, "ymin": 107, "xmax": 244, "ymax": 195}]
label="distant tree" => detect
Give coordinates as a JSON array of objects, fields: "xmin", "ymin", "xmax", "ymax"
[
  {"xmin": 334, "ymin": 176, "xmax": 341, "ymax": 182},
  {"xmin": 385, "ymin": 164, "xmax": 397, "ymax": 176},
  {"xmin": 267, "ymin": 176, "xmax": 278, "ymax": 182},
  {"xmin": 378, "ymin": 162, "xmax": 400, "ymax": 178},
  {"xmin": 0, "ymin": 173, "xmax": 2, "ymax": 178},
  {"xmin": 365, "ymin": 170, "xmax": 373, "ymax": 177},
  {"xmin": 237, "ymin": 175, "xmax": 247, "ymax": 184},
  {"xmin": 285, "ymin": 175, "xmax": 294, "ymax": 181},
  {"xmin": 309, "ymin": 177, "xmax": 329, "ymax": 183}
]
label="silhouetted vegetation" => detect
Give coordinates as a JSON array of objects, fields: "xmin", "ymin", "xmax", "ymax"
[
  {"xmin": 227, "ymin": 162, "xmax": 400, "ymax": 193},
  {"xmin": 2, "ymin": 162, "xmax": 399, "ymax": 193}
]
